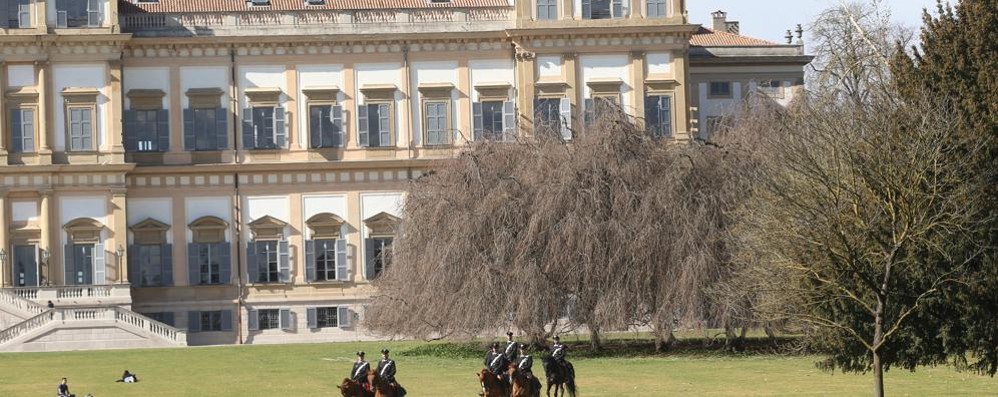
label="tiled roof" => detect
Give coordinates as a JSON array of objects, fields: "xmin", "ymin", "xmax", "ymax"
[
  {"xmin": 690, "ymin": 27, "xmax": 779, "ymax": 47},
  {"xmin": 120, "ymin": 0, "xmax": 509, "ymax": 13}
]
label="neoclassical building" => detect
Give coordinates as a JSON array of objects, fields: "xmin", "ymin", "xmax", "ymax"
[{"xmin": 0, "ymin": 0, "xmax": 808, "ymax": 351}]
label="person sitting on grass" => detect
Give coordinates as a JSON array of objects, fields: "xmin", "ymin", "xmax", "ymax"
[
  {"xmin": 115, "ymin": 370, "xmax": 138, "ymax": 383},
  {"xmin": 57, "ymin": 377, "xmax": 75, "ymax": 397}
]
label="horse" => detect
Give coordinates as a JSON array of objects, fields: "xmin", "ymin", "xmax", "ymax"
[
  {"xmin": 507, "ymin": 362, "xmax": 541, "ymax": 397},
  {"xmin": 367, "ymin": 369, "xmax": 400, "ymax": 397},
  {"xmin": 336, "ymin": 377, "xmax": 374, "ymax": 397},
  {"xmin": 477, "ymin": 368, "xmax": 510, "ymax": 397},
  {"xmin": 541, "ymin": 356, "xmax": 576, "ymax": 397}
]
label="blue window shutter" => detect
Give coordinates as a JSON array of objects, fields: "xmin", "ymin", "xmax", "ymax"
[
  {"xmin": 331, "ymin": 105, "xmax": 344, "ymax": 147},
  {"xmin": 17, "ymin": 3, "xmax": 30, "ymax": 28},
  {"xmin": 274, "ymin": 107, "xmax": 287, "ymax": 148},
  {"xmin": 128, "ymin": 245, "xmax": 140, "ymax": 287},
  {"xmin": 246, "ymin": 242, "xmax": 258, "ymax": 283},
  {"xmin": 559, "ymin": 98, "xmax": 572, "ymax": 140},
  {"xmin": 10, "ymin": 108, "xmax": 23, "ymax": 153},
  {"xmin": 64, "ymin": 244, "xmax": 74, "ymax": 285},
  {"xmin": 217, "ymin": 242, "xmax": 231, "ymax": 284},
  {"xmin": 183, "ymin": 109, "xmax": 195, "ymax": 150},
  {"xmin": 304, "ymin": 240, "xmax": 316, "ymax": 282},
  {"xmin": 502, "ymin": 101, "xmax": 516, "ymax": 138},
  {"xmin": 188, "ymin": 243, "xmax": 200, "ymax": 285},
  {"xmin": 94, "ymin": 243, "xmax": 106, "ymax": 285},
  {"xmin": 55, "ymin": 0, "xmax": 67, "ymax": 27},
  {"xmin": 306, "ymin": 307, "xmax": 317, "ymax": 329},
  {"xmin": 123, "ymin": 110, "xmax": 138, "ymax": 151},
  {"xmin": 582, "ymin": 0, "xmax": 592, "ymax": 19},
  {"xmin": 336, "ymin": 239, "xmax": 348, "ymax": 281},
  {"xmin": 660, "ymin": 97, "xmax": 672, "ymax": 138},
  {"xmin": 86, "ymin": 0, "xmax": 101, "ymax": 26},
  {"xmin": 472, "ymin": 102, "xmax": 483, "ymax": 141},
  {"xmin": 278, "ymin": 240, "xmax": 290, "ymax": 283},
  {"xmin": 364, "ymin": 239, "xmax": 376, "ymax": 281},
  {"xmin": 242, "ymin": 108, "xmax": 255, "ymax": 149},
  {"xmin": 188, "ymin": 311, "xmax": 201, "ymax": 333},
  {"xmin": 338, "ymin": 307, "xmax": 351, "ymax": 328},
  {"xmin": 280, "ymin": 308, "xmax": 291, "ymax": 330},
  {"xmin": 644, "ymin": 95, "xmax": 659, "ymax": 136},
  {"xmin": 357, "ymin": 104, "xmax": 369, "ymax": 147},
  {"xmin": 247, "ymin": 309, "xmax": 259, "ymax": 331},
  {"xmin": 22, "ymin": 109, "xmax": 34, "ymax": 152},
  {"xmin": 221, "ymin": 309, "xmax": 233, "ymax": 332},
  {"xmin": 156, "ymin": 109, "xmax": 170, "ymax": 151},
  {"xmin": 378, "ymin": 103, "xmax": 391, "ymax": 146},
  {"xmin": 162, "ymin": 244, "xmax": 174, "ymax": 286},
  {"xmin": 215, "ymin": 107, "xmax": 229, "ymax": 150}
]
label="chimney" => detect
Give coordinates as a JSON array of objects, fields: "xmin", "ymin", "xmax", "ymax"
[{"xmin": 711, "ymin": 10, "xmax": 740, "ymax": 34}]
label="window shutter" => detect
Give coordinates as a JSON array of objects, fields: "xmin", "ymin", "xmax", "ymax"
[
  {"xmin": 156, "ymin": 109, "xmax": 170, "ymax": 151},
  {"xmin": 56, "ymin": 0, "xmax": 67, "ymax": 27},
  {"xmin": 644, "ymin": 95, "xmax": 659, "ymax": 136},
  {"xmin": 215, "ymin": 107, "xmax": 229, "ymax": 150},
  {"xmin": 87, "ymin": 0, "xmax": 101, "ymax": 26},
  {"xmin": 306, "ymin": 307, "xmax": 317, "ymax": 329},
  {"xmin": 357, "ymin": 104, "xmax": 369, "ymax": 146},
  {"xmin": 338, "ymin": 306, "xmax": 351, "ymax": 328},
  {"xmin": 280, "ymin": 308, "xmax": 292, "ymax": 330},
  {"xmin": 583, "ymin": 98, "xmax": 595, "ymax": 129},
  {"xmin": 188, "ymin": 243, "xmax": 200, "ymax": 285},
  {"xmin": 241, "ymin": 108, "xmax": 255, "ymax": 149},
  {"xmin": 660, "ymin": 97, "xmax": 672, "ymax": 138},
  {"xmin": 21, "ymin": 109, "xmax": 34, "ymax": 153},
  {"xmin": 558, "ymin": 98, "xmax": 572, "ymax": 140},
  {"xmin": 502, "ymin": 101, "xmax": 516, "ymax": 138},
  {"xmin": 331, "ymin": 105, "xmax": 343, "ymax": 147},
  {"xmin": 582, "ymin": 0, "xmax": 591, "ymax": 19},
  {"xmin": 94, "ymin": 243, "xmax": 106, "ymax": 285},
  {"xmin": 309, "ymin": 106, "xmax": 321, "ymax": 148},
  {"xmin": 278, "ymin": 240, "xmax": 290, "ymax": 283},
  {"xmin": 335, "ymin": 239, "xmax": 348, "ymax": 281},
  {"xmin": 188, "ymin": 311, "xmax": 201, "ymax": 333},
  {"xmin": 17, "ymin": 3, "xmax": 29, "ymax": 28},
  {"xmin": 304, "ymin": 240, "xmax": 316, "ymax": 282},
  {"xmin": 221, "ymin": 309, "xmax": 233, "ymax": 332},
  {"xmin": 472, "ymin": 102, "xmax": 483, "ymax": 141},
  {"xmin": 378, "ymin": 103, "xmax": 391, "ymax": 146},
  {"xmin": 247, "ymin": 309, "xmax": 259, "ymax": 331},
  {"xmin": 183, "ymin": 109, "xmax": 195, "ymax": 150},
  {"xmin": 123, "ymin": 110, "xmax": 138, "ymax": 151},
  {"xmin": 81, "ymin": 108, "xmax": 93, "ymax": 150},
  {"xmin": 10, "ymin": 108, "xmax": 23, "ymax": 153},
  {"xmin": 274, "ymin": 107, "xmax": 287, "ymax": 148},
  {"xmin": 364, "ymin": 239, "xmax": 376, "ymax": 280},
  {"xmin": 162, "ymin": 243, "xmax": 174, "ymax": 286},
  {"xmin": 217, "ymin": 242, "xmax": 231, "ymax": 284},
  {"xmin": 246, "ymin": 242, "xmax": 258, "ymax": 284},
  {"xmin": 64, "ymin": 244, "xmax": 74, "ymax": 285},
  {"xmin": 128, "ymin": 245, "xmax": 140, "ymax": 287}
]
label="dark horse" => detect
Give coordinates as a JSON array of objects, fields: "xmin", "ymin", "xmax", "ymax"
[
  {"xmin": 337, "ymin": 377, "xmax": 374, "ymax": 397},
  {"xmin": 367, "ymin": 369, "xmax": 400, "ymax": 397},
  {"xmin": 541, "ymin": 356, "xmax": 576, "ymax": 397}
]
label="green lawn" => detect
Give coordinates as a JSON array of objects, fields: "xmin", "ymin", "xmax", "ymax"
[{"xmin": 0, "ymin": 340, "xmax": 994, "ymax": 396}]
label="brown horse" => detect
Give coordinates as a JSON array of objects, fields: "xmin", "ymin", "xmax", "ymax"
[
  {"xmin": 507, "ymin": 363, "xmax": 541, "ymax": 397},
  {"xmin": 367, "ymin": 369, "xmax": 400, "ymax": 397},
  {"xmin": 336, "ymin": 378, "xmax": 373, "ymax": 397},
  {"xmin": 477, "ymin": 368, "xmax": 509, "ymax": 397}
]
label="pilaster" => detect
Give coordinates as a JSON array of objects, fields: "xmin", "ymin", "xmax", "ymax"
[
  {"xmin": 0, "ymin": 191, "xmax": 8, "ymax": 287},
  {"xmin": 674, "ymin": 51, "xmax": 691, "ymax": 141},
  {"xmin": 0, "ymin": 62, "xmax": 8, "ymax": 164},
  {"xmin": 107, "ymin": 60, "xmax": 126, "ymax": 163},
  {"xmin": 564, "ymin": 52, "xmax": 579, "ymax": 133},
  {"xmin": 631, "ymin": 50, "xmax": 646, "ymax": 128},
  {"xmin": 37, "ymin": 61, "xmax": 52, "ymax": 164},
  {"xmin": 39, "ymin": 189, "xmax": 52, "ymax": 285},
  {"xmin": 285, "ymin": 65, "xmax": 300, "ymax": 150},
  {"xmin": 456, "ymin": 59, "xmax": 470, "ymax": 145},
  {"xmin": 514, "ymin": 48, "xmax": 536, "ymax": 136},
  {"xmin": 111, "ymin": 189, "xmax": 128, "ymax": 283}
]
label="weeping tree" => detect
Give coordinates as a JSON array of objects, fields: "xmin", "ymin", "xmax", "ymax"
[{"xmin": 364, "ymin": 110, "xmax": 744, "ymax": 350}]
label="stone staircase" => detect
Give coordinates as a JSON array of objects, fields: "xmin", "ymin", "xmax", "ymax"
[{"xmin": 0, "ymin": 289, "xmax": 187, "ymax": 352}]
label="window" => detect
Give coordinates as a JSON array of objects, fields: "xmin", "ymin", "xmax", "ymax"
[
  {"xmin": 248, "ymin": 308, "xmax": 291, "ymax": 331},
  {"xmin": 248, "ymin": 240, "xmax": 289, "ymax": 283},
  {"xmin": 200, "ymin": 311, "xmax": 223, "ymax": 332},
  {"xmin": 55, "ymin": 0, "xmax": 102, "ymax": 28},
  {"xmin": 184, "ymin": 89, "xmax": 228, "ymax": 151},
  {"xmin": 644, "ymin": 95, "xmax": 672, "ymax": 139},
  {"xmin": 12, "ymin": 245, "xmax": 38, "ymax": 287},
  {"xmin": 2, "ymin": 0, "xmax": 31, "ymax": 28},
  {"xmin": 307, "ymin": 239, "xmax": 347, "ymax": 282},
  {"xmin": 258, "ymin": 309, "xmax": 280, "ymax": 330},
  {"xmin": 366, "ymin": 237, "xmax": 392, "ymax": 279},
  {"xmin": 10, "ymin": 108, "xmax": 34, "ymax": 153},
  {"xmin": 144, "ymin": 312, "xmax": 175, "ymax": 327},
  {"xmin": 534, "ymin": 97, "xmax": 572, "ymax": 140},
  {"xmin": 358, "ymin": 103, "xmax": 392, "ymax": 147},
  {"xmin": 584, "ymin": 95, "xmax": 621, "ymax": 128},
  {"xmin": 304, "ymin": 0, "xmax": 325, "ymax": 5},
  {"xmin": 424, "ymin": 101, "xmax": 449, "ymax": 146},
  {"xmin": 194, "ymin": 243, "xmax": 226, "ymax": 285},
  {"xmin": 646, "ymin": 0, "xmax": 666, "ymax": 17},
  {"xmin": 188, "ymin": 310, "xmax": 232, "ymax": 333},
  {"xmin": 309, "ymin": 104, "xmax": 343, "ymax": 148},
  {"xmin": 242, "ymin": 106, "xmax": 286, "ymax": 149},
  {"xmin": 249, "ymin": 0, "xmax": 270, "ymax": 6},
  {"xmin": 132, "ymin": 244, "xmax": 172, "ymax": 287},
  {"xmin": 536, "ymin": 0, "xmax": 557, "ymax": 20},
  {"xmin": 67, "ymin": 107, "xmax": 94, "ymax": 152},
  {"xmin": 306, "ymin": 306, "xmax": 351, "ymax": 329},
  {"xmin": 758, "ymin": 80, "xmax": 784, "ymax": 98},
  {"xmin": 709, "ymin": 81, "xmax": 732, "ymax": 98},
  {"xmin": 473, "ymin": 101, "xmax": 516, "ymax": 141},
  {"xmin": 124, "ymin": 109, "xmax": 169, "ymax": 152},
  {"xmin": 65, "ymin": 243, "xmax": 105, "ymax": 285},
  {"xmin": 583, "ymin": 0, "xmax": 627, "ymax": 19}
]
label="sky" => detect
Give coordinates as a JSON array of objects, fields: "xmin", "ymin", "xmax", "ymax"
[{"xmin": 688, "ymin": 0, "xmax": 940, "ymax": 44}]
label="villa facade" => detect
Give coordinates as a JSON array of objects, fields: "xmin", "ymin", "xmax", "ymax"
[{"xmin": 0, "ymin": 0, "xmax": 809, "ymax": 350}]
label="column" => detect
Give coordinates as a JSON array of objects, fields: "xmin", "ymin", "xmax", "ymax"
[
  {"xmin": 111, "ymin": 189, "xmax": 128, "ymax": 283},
  {"xmin": 108, "ymin": 61, "xmax": 125, "ymax": 162},
  {"xmin": 39, "ymin": 190, "xmax": 51, "ymax": 285},
  {"xmin": 561, "ymin": 0, "xmax": 573, "ymax": 19},
  {"xmin": 564, "ymin": 53, "xmax": 579, "ymax": 132},
  {"xmin": 514, "ymin": 50, "xmax": 536, "ymax": 136},
  {"xmin": 674, "ymin": 51, "xmax": 691, "ymax": 140},
  {"xmin": 36, "ymin": 61, "xmax": 52, "ymax": 164},
  {"xmin": 0, "ymin": 191, "xmax": 8, "ymax": 287},
  {"xmin": 0, "ymin": 62, "xmax": 8, "ymax": 164},
  {"xmin": 284, "ymin": 65, "xmax": 300, "ymax": 150},
  {"xmin": 631, "ymin": 51, "xmax": 646, "ymax": 128}
]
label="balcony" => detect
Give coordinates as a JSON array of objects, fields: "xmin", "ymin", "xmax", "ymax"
[
  {"xmin": 5, "ymin": 284, "xmax": 132, "ymax": 307},
  {"xmin": 120, "ymin": 7, "xmax": 514, "ymax": 37}
]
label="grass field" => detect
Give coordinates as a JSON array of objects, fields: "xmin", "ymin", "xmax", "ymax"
[{"xmin": 0, "ymin": 339, "xmax": 994, "ymax": 396}]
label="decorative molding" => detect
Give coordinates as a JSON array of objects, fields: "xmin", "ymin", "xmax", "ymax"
[
  {"xmin": 364, "ymin": 212, "xmax": 400, "ymax": 237},
  {"xmin": 186, "ymin": 88, "xmax": 225, "ymax": 108},
  {"xmin": 61, "ymin": 87, "xmax": 101, "ymax": 103},
  {"xmin": 306, "ymin": 212, "xmax": 346, "ymax": 240},
  {"xmin": 130, "ymin": 218, "xmax": 170, "ymax": 245},
  {"xmin": 127, "ymin": 89, "xmax": 166, "ymax": 110},
  {"xmin": 417, "ymin": 83, "xmax": 454, "ymax": 98},
  {"xmin": 587, "ymin": 78, "xmax": 624, "ymax": 95},
  {"xmin": 301, "ymin": 86, "xmax": 341, "ymax": 101},
  {"xmin": 189, "ymin": 216, "xmax": 229, "ymax": 244},
  {"xmin": 248, "ymin": 215, "xmax": 288, "ymax": 241},
  {"xmin": 360, "ymin": 84, "xmax": 398, "ymax": 100},
  {"xmin": 64, "ymin": 217, "xmax": 105, "ymax": 244},
  {"xmin": 244, "ymin": 87, "xmax": 282, "ymax": 103}
]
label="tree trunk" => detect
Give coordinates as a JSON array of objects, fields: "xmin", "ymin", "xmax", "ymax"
[
  {"xmin": 872, "ymin": 297, "xmax": 886, "ymax": 397},
  {"xmin": 873, "ymin": 349, "xmax": 884, "ymax": 397},
  {"xmin": 589, "ymin": 326, "xmax": 602, "ymax": 351}
]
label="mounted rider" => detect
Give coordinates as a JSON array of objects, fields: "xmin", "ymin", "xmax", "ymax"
[
  {"xmin": 516, "ymin": 343, "xmax": 535, "ymax": 380},
  {"xmin": 551, "ymin": 335, "xmax": 568, "ymax": 364},
  {"xmin": 484, "ymin": 342, "xmax": 510, "ymax": 381},
  {"xmin": 350, "ymin": 351, "xmax": 371, "ymax": 390},
  {"xmin": 503, "ymin": 332, "xmax": 518, "ymax": 363},
  {"xmin": 376, "ymin": 349, "xmax": 407, "ymax": 396}
]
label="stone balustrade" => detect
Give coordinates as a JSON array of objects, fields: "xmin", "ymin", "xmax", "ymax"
[
  {"xmin": 5, "ymin": 284, "xmax": 132, "ymax": 307},
  {"xmin": 120, "ymin": 8, "xmax": 514, "ymax": 37},
  {"xmin": 0, "ymin": 306, "xmax": 187, "ymax": 347},
  {"xmin": 0, "ymin": 289, "xmax": 48, "ymax": 316}
]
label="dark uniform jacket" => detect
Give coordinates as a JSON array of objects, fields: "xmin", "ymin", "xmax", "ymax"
[
  {"xmin": 503, "ymin": 340, "xmax": 518, "ymax": 362},
  {"xmin": 484, "ymin": 351, "xmax": 509, "ymax": 375},
  {"xmin": 517, "ymin": 355, "xmax": 534, "ymax": 373},
  {"xmin": 376, "ymin": 359, "xmax": 397, "ymax": 383},
  {"xmin": 552, "ymin": 343, "xmax": 567, "ymax": 361},
  {"xmin": 351, "ymin": 360, "xmax": 371, "ymax": 382}
]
